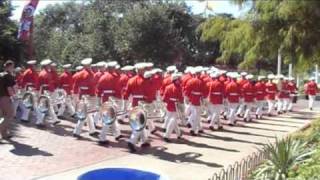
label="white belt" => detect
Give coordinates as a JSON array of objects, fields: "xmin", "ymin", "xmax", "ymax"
[
  {"xmin": 267, "ymin": 91, "xmax": 276, "ymax": 93},
  {"xmin": 229, "ymin": 93, "xmax": 238, "ymax": 96},
  {"xmin": 26, "ymin": 83, "xmax": 34, "ymax": 86},
  {"xmin": 191, "ymin": 92, "xmax": 201, "ymax": 95},
  {"xmin": 103, "ymin": 90, "xmax": 114, "ymax": 94},
  {"xmin": 62, "ymin": 84, "xmax": 69, "ymax": 87},
  {"xmin": 169, "ymin": 98, "xmax": 178, "ymax": 102},
  {"xmin": 132, "ymin": 95, "xmax": 144, "ymax": 99},
  {"xmin": 245, "ymin": 93, "xmax": 253, "ymax": 95},
  {"xmin": 80, "ymin": 87, "xmax": 89, "ymax": 90},
  {"xmin": 212, "ymin": 92, "xmax": 222, "ymax": 95},
  {"xmin": 257, "ymin": 91, "xmax": 263, "ymax": 94},
  {"xmin": 41, "ymin": 84, "xmax": 49, "ymax": 87}
]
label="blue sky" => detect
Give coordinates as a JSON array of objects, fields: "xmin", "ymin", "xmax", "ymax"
[{"xmin": 10, "ymin": 0, "xmax": 249, "ymax": 20}]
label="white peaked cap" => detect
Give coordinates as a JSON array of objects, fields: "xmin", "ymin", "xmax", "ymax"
[
  {"xmin": 115, "ymin": 65, "xmax": 120, "ymax": 69},
  {"xmin": 210, "ymin": 72, "xmax": 219, "ymax": 78},
  {"xmin": 145, "ymin": 62, "xmax": 154, "ymax": 68},
  {"xmin": 228, "ymin": 72, "xmax": 239, "ymax": 78},
  {"xmin": 277, "ymin": 74, "xmax": 284, "ymax": 79},
  {"xmin": 121, "ymin": 65, "xmax": 135, "ymax": 71},
  {"xmin": 51, "ymin": 62, "xmax": 57, "ymax": 67},
  {"xmin": 91, "ymin": 64, "xmax": 97, "ymax": 67},
  {"xmin": 288, "ymin": 76, "xmax": 295, "ymax": 81},
  {"xmin": 81, "ymin": 58, "xmax": 92, "ymax": 65},
  {"xmin": 258, "ymin": 76, "xmax": 266, "ymax": 80},
  {"xmin": 184, "ymin": 66, "xmax": 193, "ymax": 73},
  {"xmin": 267, "ymin": 74, "xmax": 275, "ymax": 79},
  {"xmin": 143, "ymin": 71, "xmax": 153, "ymax": 78},
  {"xmin": 194, "ymin": 66, "xmax": 203, "ymax": 73},
  {"xmin": 166, "ymin": 66, "xmax": 177, "ymax": 72},
  {"xmin": 27, "ymin": 60, "xmax": 37, "ymax": 65},
  {"xmin": 172, "ymin": 72, "xmax": 182, "ymax": 81},
  {"xmin": 40, "ymin": 59, "xmax": 52, "ymax": 66},
  {"xmin": 62, "ymin": 64, "xmax": 71, "ymax": 69},
  {"xmin": 15, "ymin": 67, "xmax": 22, "ymax": 72},
  {"xmin": 309, "ymin": 77, "xmax": 315, "ymax": 81},
  {"xmin": 76, "ymin": 66, "xmax": 83, "ymax": 71},
  {"xmin": 152, "ymin": 68, "xmax": 163, "ymax": 73},
  {"xmin": 220, "ymin": 70, "xmax": 227, "ymax": 74},
  {"xmin": 107, "ymin": 61, "xmax": 118, "ymax": 67},
  {"xmin": 96, "ymin": 61, "xmax": 106, "ymax": 67},
  {"xmin": 240, "ymin": 72, "xmax": 248, "ymax": 76},
  {"xmin": 135, "ymin": 63, "xmax": 146, "ymax": 69},
  {"xmin": 246, "ymin": 74, "xmax": 254, "ymax": 80}
]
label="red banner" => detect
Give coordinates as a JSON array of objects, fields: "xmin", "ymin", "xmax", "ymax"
[{"xmin": 18, "ymin": 0, "xmax": 39, "ymax": 58}]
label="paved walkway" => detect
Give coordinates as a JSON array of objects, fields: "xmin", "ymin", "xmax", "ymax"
[{"xmin": 0, "ymin": 100, "xmax": 319, "ymax": 180}]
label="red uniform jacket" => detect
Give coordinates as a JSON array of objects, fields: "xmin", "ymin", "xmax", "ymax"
[
  {"xmin": 278, "ymin": 81, "xmax": 290, "ymax": 99},
  {"xmin": 152, "ymin": 74, "xmax": 163, "ymax": 91},
  {"xmin": 219, "ymin": 75, "xmax": 227, "ymax": 83},
  {"xmin": 59, "ymin": 71, "xmax": 73, "ymax": 94},
  {"xmin": 287, "ymin": 82, "xmax": 297, "ymax": 95},
  {"xmin": 305, "ymin": 81, "xmax": 318, "ymax": 95},
  {"xmin": 181, "ymin": 73, "xmax": 193, "ymax": 94},
  {"xmin": 38, "ymin": 69, "xmax": 54, "ymax": 92},
  {"xmin": 254, "ymin": 81, "xmax": 266, "ymax": 101},
  {"xmin": 119, "ymin": 73, "xmax": 130, "ymax": 100},
  {"xmin": 51, "ymin": 70, "xmax": 59, "ymax": 89},
  {"xmin": 144, "ymin": 77, "xmax": 157, "ymax": 103},
  {"xmin": 242, "ymin": 81, "xmax": 255, "ymax": 102},
  {"xmin": 237, "ymin": 78, "xmax": 249, "ymax": 98},
  {"xmin": 72, "ymin": 68, "xmax": 95, "ymax": 96},
  {"xmin": 93, "ymin": 71, "xmax": 104, "ymax": 84},
  {"xmin": 184, "ymin": 77, "xmax": 206, "ymax": 106},
  {"xmin": 225, "ymin": 80, "xmax": 240, "ymax": 103},
  {"xmin": 160, "ymin": 75, "xmax": 172, "ymax": 96},
  {"xmin": 96, "ymin": 72, "xmax": 121, "ymax": 102},
  {"xmin": 21, "ymin": 68, "xmax": 39, "ymax": 89},
  {"xmin": 123, "ymin": 74, "xmax": 147, "ymax": 107},
  {"xmin": 163, "ymin": 83, "xmax": 183, "ymax": 112},
  {"xmin": 265, "ymin": 82, "xmax": 278, "ymax": 100},
  {"xmin": 206, "ymin": 79, "xmax": 224, "ymax": 104}
]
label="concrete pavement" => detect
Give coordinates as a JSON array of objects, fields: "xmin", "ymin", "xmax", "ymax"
[{"xmin": 0, "ymin": 100, "xmax": 318, "ymax": 180}]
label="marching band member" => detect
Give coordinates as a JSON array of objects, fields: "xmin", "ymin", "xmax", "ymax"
[
  {"xmin": 255, "ymin": 76, "xmax": 266, "ymax": 119},
  {"xmin": 276, "ymin": 75, "xmax": 288, "ymax": 114},
  {"xmin": 206, "ymin": 72, "xmax": 224, "ymax": 130},
  {"xmin": 93, "ymin": 61, "xmax": 107, "ymax": 84},
  {"xmin": 236, "ymin": 72, "xmax": 248, "ymax": 117},
  {"xmin": 50, "ymin": 63, "xmax": 59, "ymax": 89},
  {"xmin": 19, "ymin": 60, "xmax": 39, "ymax": 123},
  {"xmin": 119, "ymin": 65, "xmax": 135, "ymax": 117},
  {"xmin": 152, "ymin": 68, "xmax": 165, "ymax": 117},
  {"xmin": 265, "ymin": 74, "xmax": 278, "ymax": 116},
  {"xmin": 72, "ymin": 58, "xmax": 99, "ymax": 138},
  {"xmin": 36, "ymin": 59, "xmax": 60, "ymax": 127},
  {"xmin": 123, "ymin": 63, "xmax": 148, "ymax": 107},
  {"xmin": 143, "ymin": 70, "xmax": 157, "ymax": 134},
  {"xmin": 160, "ymin": 66, "xmax": 176, "ymax": 97},
  {"xmin": 242, "ymin": 74, "xmax": 255, "ymax": 122},
  {"xmin": 184, "ymin": 67, "xmax": 206, "ymax": 135},
  {"xmin": 225, "ymin": 72, "xmax": 240, "ymax": 126},
  {"xmin": 305, "ymin": 77, "xmax": 318, "ymax": 110},
  {"xmin": 162, "ymin": 72, "xmax": 183, "ymax": 142},
  {"xmin": 57, "ymin": 64, "xmax": 76, "ymax": 118},
  {"xmin": 287, "ymin": 77, "xmax": 297, "ymax": 112}
]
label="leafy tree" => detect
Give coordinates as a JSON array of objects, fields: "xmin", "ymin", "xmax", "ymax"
[{"xmin": 0, "ymin": 0, "xmax": 20, "ymax": 65}]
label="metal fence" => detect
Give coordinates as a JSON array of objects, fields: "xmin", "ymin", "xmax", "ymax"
[{"xmin": 210, "ymin": 150, "xmax": 268, "ymax": 180}]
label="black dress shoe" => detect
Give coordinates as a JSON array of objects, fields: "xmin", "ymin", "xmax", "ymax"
[
  {"xmin": 115, "ymin": 135, "xmax": 123, "ymax": 141},
  {"xmin": 177, "ymin": 132, "xmax": 183, "ymax": 139},
  {"xmin": 199, "ymin": 130, "xmax": 204, "ymax": 134},
  {"xmin": 209, "ymin": 126, "xmax": 214, "ymax": 131},
  {"xmin": 151, "ymin": 129, "xmax": 157, "ymax": 134},
  {"xmin": 98, "ymin": 140, "xmax": 109, "ymax": 145},
  {"xmin": 89, "ymin": 132, "xmax": 100, "ymax": 137},
  {"xmin": 128, "ymin": 142, "xmax": 136, "ymax": 153},
  {"xmin": 118, "ymin": 119, "xmax": 125, "ymax": 124},
  {"xmin": 217, "ymin": 126, "xmax": 223, "ymax": 130},
  {"xmin": 36, "ymin": 124, "xmax": 46, "ymax": 128},
  {"xmin": 228, "ymin": 123, "xmax": 235, "ymax": 126},
  {"xmin": 57, "ymin": 116, "xmax": 64, "ymax": 119},
  {"xmin": 255, "ymin": 114, "xmax": 258, "ymax": 119},
  {"xmin": 268, "ymin": 113, "xmax": 272, "ymax": 117},
  {"xmin": 20, "ymin": 119, "xmax": 30, "ymax": 123},
  {"xmin": 141, "ymin": 142, "xmax": 151, "ymax": 148},
  {"xmin": 53, "ymin": 120, "xmax": 61, "ymax": 125},
  {"xmin": 187, "ymin": 123, "xmax": 191, "ymax": 128},
  {"xmin": 190, "ymin": 130, "xmax": 197, "ymax": 136},
  {"xmin": 72, "ymin": 133, "xmax": 82, "ymax": 138},
  {"xmin": 163, "ymin": 137, "xmax": 171, "ymax": 142}
]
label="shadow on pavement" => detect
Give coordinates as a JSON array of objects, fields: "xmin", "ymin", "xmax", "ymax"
[
  {"xmin": 7, "ymin": 139, "xmax": 53, "ymax": 157},
  {"xmin": 221, "ymin": 129, "xmax": 276, "ymax": 139},
  {"xmin": 142, "ymin": 146, "xmax": 224, "ymax": 168},
  {"xmin": 201, "ymin": 132, "xmax": 266, "ymax": 146}
]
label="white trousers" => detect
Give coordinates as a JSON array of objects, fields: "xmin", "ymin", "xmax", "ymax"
[
  {"xmin": 57, "ymin": 96, "xmax": 75, "ymax": 116},
  {"xmin": 287, "ymin": 96, "xmax": 294, "ymax": 111},
  {"xmin": 189, "ymin": 105, "xmax": 202, "ymax": 133},
  {"xmin": 162, "ymin": 110, "xmax": 170, "ymax": 129},
  {"xmin": 243, "ymin": 102, "xmax": 254, "ymax": 120},
  {"xmin": 207, "ymin": 103, "xmax": 223, "ymax": 127},
  {"xmin": 164, "ymin": 111, "xmax": 181, "ymax": 138},
  {"xmin": 255, "ymin": 100, "xmax": 265, "ymax": 117},
  {"xmin": 267, "ymin": 100, "xmax": 275, "ymax": 114},
  {"xmin": 35, "ymin": 104, "xmax": 59, "ymax": 125},
  {"xmin": 99, "ymin": 121, "xmax": 121, "ymax": 141},
  {"xmin": 277, "ymin": 98, "xmax": 289, "ymax": 112},
  {"xmin": 73, "ymin": 113, "xmax": 96, "ymax": 135},
  {"xmin": 236, "ymin": 98, "xmax": 245, "ymax": 115},
  {"xmin": 309, "ymin": 95, "xmax": 315, "ymax": 109},
  {"xmin": 129, "ymin": 129, "xmax": 148, "ymax": 145},
  {"xmin": 228, "ymin": 103, "xmax": 238, "ymax": 124}
]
